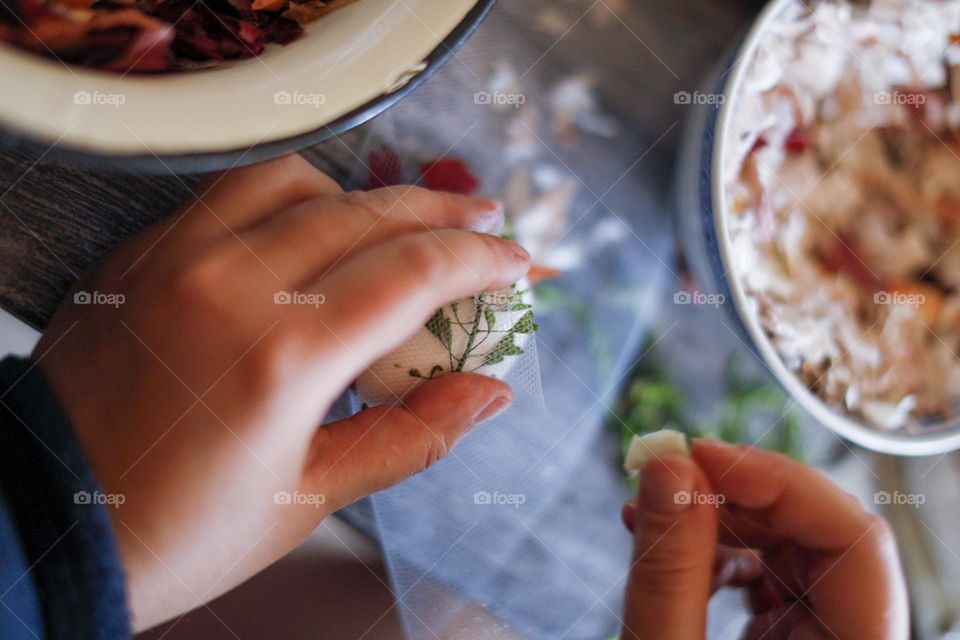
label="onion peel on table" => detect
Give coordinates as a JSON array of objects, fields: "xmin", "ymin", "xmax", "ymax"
[
  {"xmin": 419, "ymin": 158, "xmax": 481, "ymax": 196},
  {"xmin": 526, "ymin": 264, "xmax": 562, "ymax": 285}
]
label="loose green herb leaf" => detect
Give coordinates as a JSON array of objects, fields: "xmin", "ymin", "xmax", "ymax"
[{"xmin": 609, "ymin": 332, "xmax": 804, "ymax": 488}]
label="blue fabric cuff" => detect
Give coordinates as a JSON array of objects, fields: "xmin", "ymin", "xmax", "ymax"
[{"xmin": 0, "ymin": 356, "xmax": 131, "ymax": 640}]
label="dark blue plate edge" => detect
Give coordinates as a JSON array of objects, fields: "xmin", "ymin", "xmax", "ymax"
[{"xmin": 0, "ymin": 0, "xmax": 498, "ymax": 175}]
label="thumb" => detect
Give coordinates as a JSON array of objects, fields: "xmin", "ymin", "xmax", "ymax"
[
  {"xmin": 304, "ymin": 372, "xmax": 513, "ymax": 511},
  {"xmin": 622, "ymin": 452, "xmax": 718, "ymax": 640}
]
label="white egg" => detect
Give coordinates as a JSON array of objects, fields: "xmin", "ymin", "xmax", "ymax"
[{"xmin": 355, "ymin": 282, "xmax": 535, "ymax": 406}]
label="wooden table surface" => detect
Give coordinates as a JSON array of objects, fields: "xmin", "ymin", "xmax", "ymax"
[{"xmin": 0, "ymin": 139, "xmax": 368, "ymax": 329}]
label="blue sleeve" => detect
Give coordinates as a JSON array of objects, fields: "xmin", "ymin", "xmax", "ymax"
[{"xmin": 0, "ymin": 356, "xmax": 131, "ymax": 640}]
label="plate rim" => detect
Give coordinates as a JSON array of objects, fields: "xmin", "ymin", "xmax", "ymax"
[{"xmin": 0, "ymin": 0, "xmax": 497, "ymax": 174}]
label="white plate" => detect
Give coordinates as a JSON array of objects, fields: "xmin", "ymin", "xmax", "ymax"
[{"xmin": 0, "ymin": 0, "xmax": 492, "ymax": 171}]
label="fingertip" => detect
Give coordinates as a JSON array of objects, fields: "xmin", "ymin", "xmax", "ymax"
[
  {"xmin": 503, "ymin": 238, "xmax": 531, "ymax": 263},
  {"xmin": 471, "ymin": 198, "xmax": 505, "ymax": 234},
  {"xmin": 469, "ymin": 233, "xmax": 531, "ymax": 290},
  {"xmin": 404, "ymin": 372, "xmax": 513, "ymax": 425},
  {"xmin": 475, "ymin": 392, "xmax": 514, "ymax": 423},
  {"xmin": 472, "ymin": 376, "xmax": 513, "ymax": 423},
  {"xmin": 482, "ymin": 197, "xmax": 505, "ymax": 216},
  {"xmin": 462, "ymin": 373, "xmax": 514, "ymax": 408},
  {"xmin": 691, "ymin": 436, "xmax": 740, "ymax": 456},
  {"xmin": 690, "ymin": 438, "xmax": 750, "ymax": 477}
]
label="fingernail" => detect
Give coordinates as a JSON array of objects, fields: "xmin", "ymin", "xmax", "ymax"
[
  {"xmin": 641, "ymin": 453, "xmax": 696, "ymax": 514},
  {"xmin": 477, "ymin": 197, "xmax": 504, "ymax": 215},
  {"xmin": 473, "ymin": 201, "xmax": 505, "ymax": 234},
  {"xmin": 476, "ymin": 394, "xmax": 513, "ymax": 423},
  {"xmin": 504, "ymin": 239, "xmax": 530, "ymax": 263}
]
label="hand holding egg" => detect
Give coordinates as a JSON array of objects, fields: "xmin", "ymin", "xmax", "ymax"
[{"xmin": 35, "ymin": 155, "xmax": 532, "ymax": 630}]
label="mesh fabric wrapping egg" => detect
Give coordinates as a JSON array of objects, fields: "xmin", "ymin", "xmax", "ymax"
[{"xmin": 355, "ymin": 282, "xmax": 534, "ymax": 406}]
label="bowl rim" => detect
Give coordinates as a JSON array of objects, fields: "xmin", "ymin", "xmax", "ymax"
[
  {"xmin": 0, "ymin": 0, "xmax": 497, "ymax": 174},
  {"xmin": 712, "ymin": 0, "xmax": 960, "ymax": 456}
]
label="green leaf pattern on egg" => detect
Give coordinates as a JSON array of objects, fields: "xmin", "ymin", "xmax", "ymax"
[{"xmin": 356, "ymin": 283, "xmax": 536, "ymax": 406}]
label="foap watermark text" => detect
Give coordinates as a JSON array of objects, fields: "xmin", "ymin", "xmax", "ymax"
[
  {"xmin": 874, "ymin": 91, "xmax": 926, "ymax": 106},
  {"xmin": 74, "ymin": 490, "xmax": 125, "ymax": 507},
  {"xmin": 274, "ymin": 90, "xmax": 327, "ymax": 108},
  {"xmin": 474, "ymin": 90, "xmax": 526, "ymax": 108},
  {"xmin": 674, "ymin": 290, "xmax": 725, "ymax": 308},
  {"xmin": 874, "ymin": 291, "xmax": 924, "ymax": 308},
  {"xmin": 674, "ymin": 91, "xmax": 724, "ymax": 106},
  {"xmin": 274, "ymin": 491, "xmax": 326, "ymax": 508},
  {"xmin": 674, "ymin": 491, "xmax": 726, "ymax": 508},
  {"xmin": 874, "ymin": 490, "xmax": 924, "ymax": 508},
  {"xmin": 74, "ymin": 90, "xmax": 126, "ymax": 108},
  {"xmin": 473, "ymin": 490, "xmax": 525, "ymax": 508},
  {"xmin": 275, "ymin": 291, "xmax": 326, "ymax": 307},
  {"xmin": 74, "ymin": 291, "xmax": 125, "ymax": 308}
]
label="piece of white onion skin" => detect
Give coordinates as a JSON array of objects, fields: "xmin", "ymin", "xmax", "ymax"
[
  {"xmin": 623, "ymin": 429, "xmax": 689, "ymax": 478},
  {"xmin": 355, "ymin": 281, "xmax": 533, "ymax": 406}
]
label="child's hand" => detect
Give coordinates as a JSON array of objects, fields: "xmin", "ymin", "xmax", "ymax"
[
  {"xmin": 35, "ymin": 155, "xmax": 529, "ymax": 631},
  {"xmin": 620, "ymin": 440, "xmax": 909, "ymax": 640}
]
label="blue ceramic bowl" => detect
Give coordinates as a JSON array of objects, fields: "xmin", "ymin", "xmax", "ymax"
[{"xmin": 675, "ymin": 0, "xmax": 960, "ymax": 456}]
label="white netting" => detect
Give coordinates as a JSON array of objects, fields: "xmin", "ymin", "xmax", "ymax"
[
  {"xmin": 328, "ymin": 3, "xmax": 686, "ymax": 636},
  {"xmin": 355, "ymin": 283, "xmax": 543, "ymax": 408}
]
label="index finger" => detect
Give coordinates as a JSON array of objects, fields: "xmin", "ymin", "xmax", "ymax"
[
  {"xmin": 692, "ymin": 439, "xmax": 872, "ymax": 550},
  {"xmin": 183, "ymin": 154, "xmax": 342, "ymax": 236},
  {"xmin": 306, "ymin": 230, "xmax": 531, "ymax": 376},
  {"xmin": 114, "ymin": 155, "xmax": 340, "ymax": 276}
]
